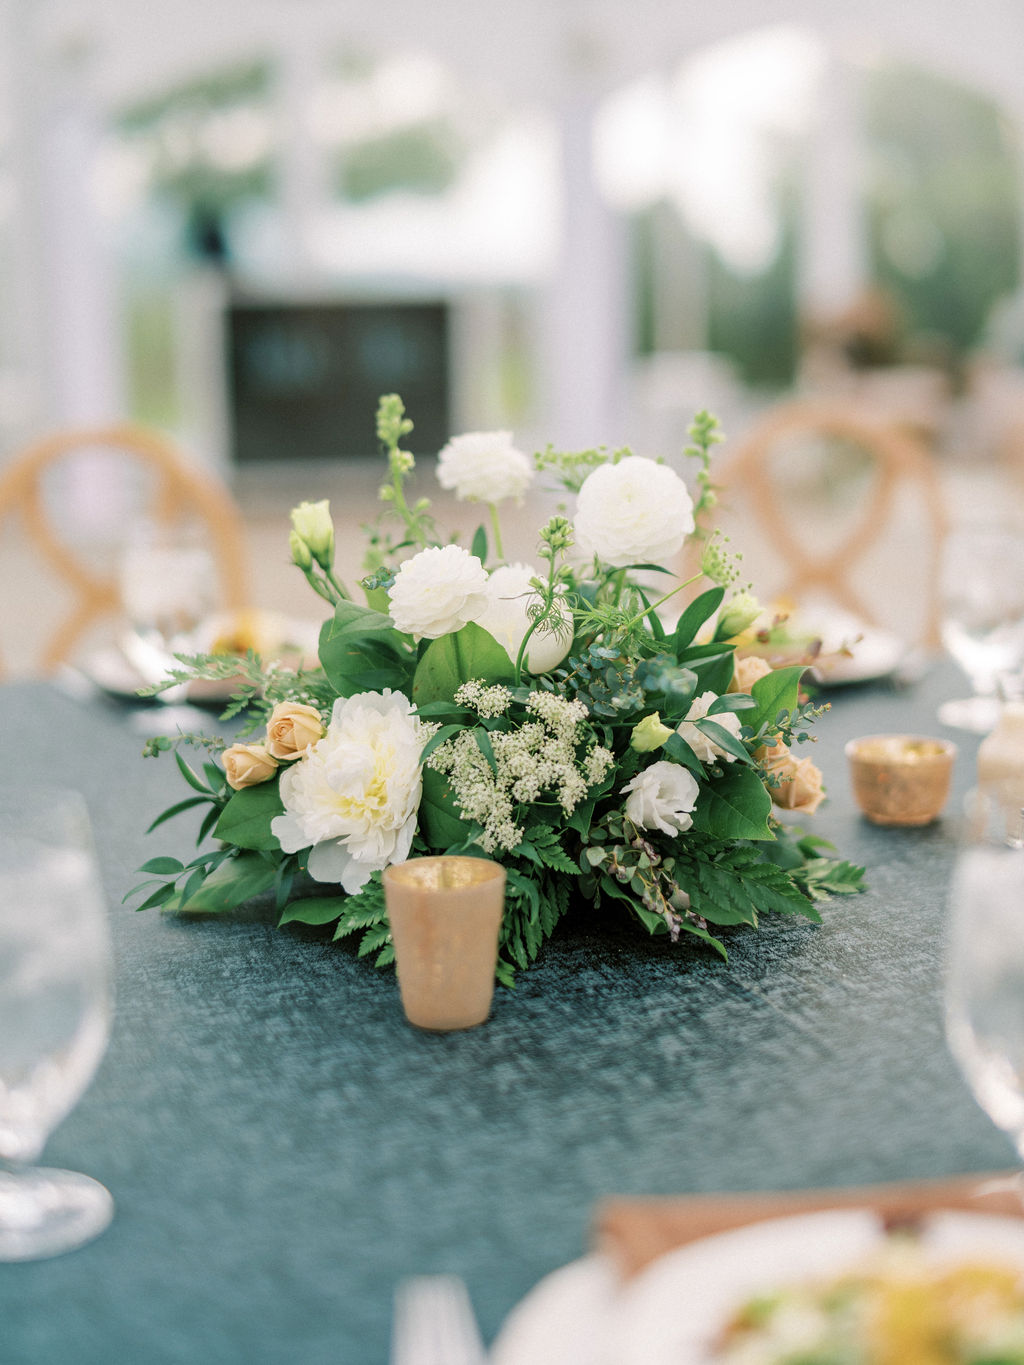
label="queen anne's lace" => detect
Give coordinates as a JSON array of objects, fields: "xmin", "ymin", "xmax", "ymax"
[{"xmin": 428, "ymin": 688, "xmax": 613, "ymax": 853}]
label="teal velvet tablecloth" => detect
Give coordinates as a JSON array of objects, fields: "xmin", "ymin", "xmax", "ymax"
[{"xmin": 0, "ymin": 668, "xmax": 1009, "ymax": 1364}]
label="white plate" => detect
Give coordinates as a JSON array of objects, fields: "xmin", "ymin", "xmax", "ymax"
[
  {"xmin": 491, "ymin": 1210, "xmax": 1024, "ymax": 1365},
  {"xmin": 490, "ymin": 1255, "xmax": 621, "ymax": 1365},
  {"xmin": 612, "ymin": 1208, "xmax": 1024, "ymax": 1365},
  {"xmin": 811, "ymin": 626, "xmax": 906, "ymax": 685}
]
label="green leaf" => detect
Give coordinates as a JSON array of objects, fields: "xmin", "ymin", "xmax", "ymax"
[
  {"xmin": 175, "ymin": 752, "xmax": 212, "ymax": 795},
  {"xmin": 418, "ymin": 767, "xmax": 473, "ymax": 848},
  {"xmin": 688, "ymin": 649, "xmax": 736, "ymax": 697},
  {"xmin": 362, "ymin": 583, "xmax": 391, "ymax": 614},
  {"xmin": 750, "ymin": 665, "xmax": 806, "ymax": 731},
  {"xmin": 672, "ymin": 587, "xmax": 726, "ymax": 651},
  {"xmin": 174, "ymin": 852, "xmax": 278, "ymax": 913},
  {"xmin": 318, "ymin": 600, "xmax": 410, "ymax": 697},
  {"xmin": 663, "ymin": 731, "xmax": 707, "ymax": 780},
  {"xmin": 419, "ymin": 723, "xmax": 464, "ymax": 764},
  {"xmin": 567, "ymin": 796, "xmax": 596, "ymax": 835},
  {"xmin": 135, "ymin": 882, "xmax": 180, "ymax": 911},
  {"xmin": 474, "ymin": 728, "xmax": 498, "ymax": 774},
  {"xmin": 278, "ymin": 895, "xmax": 348, "ymax": 927},
  {"xmin": 145, "ymin": 796, "xmax": 210, "ymax": 834},
  {"xmin": 214, "ymin": 782, "xmax": 285, "ymax": 851},
  {"xmin": 691, "ymin": 766, "xmax": 773, "ymax": 841},
  {"xmin": 695, "ymin": 719, "xmax": 752, "ymax": 766},
  {"xmin": 471, "ymin": 524, "xmax": 488, "ymax": 563},
  {"xmin": 137, "ymin": 856, "xmax": 185, "ymax": 875},
  {"xmin": 412, "ymin": 622, "xmax": 514, "ymax": 706}
]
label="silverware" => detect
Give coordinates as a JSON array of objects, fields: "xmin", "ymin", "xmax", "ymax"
[{"xmin": 391, "ymin": 1275, "xmax": 487, "ymax": 1365}]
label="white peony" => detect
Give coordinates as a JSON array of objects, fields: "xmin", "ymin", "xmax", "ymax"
[
  {"xmin": 620, "ymin": 761, "xmax": 699, "ymax": 836},
  {"xmin": 436, "ymin": 430, "xmax": 533, "ymax": 505},
  {"xmin": 271, "ymin": 690, "xmax": 432, "ymax": 895},
  {"xmin": 573, "ymin": 456, "xmax": 694, "ymax": 568},
  {"xmin": 676, "ymin": 692, "xmax": 744, "ymax": 764},
  {"xmin": 387, "ymin": 544, "xmax": 489, "ymax": 639},
  {"xmin": 475, "ymin": 563, "xmax": 573, "ymax": 674}
]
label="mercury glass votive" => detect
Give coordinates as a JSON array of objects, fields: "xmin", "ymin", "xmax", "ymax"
[
  {"xmin": 846, "ymin": 734, "xmax": 957, "ymax": 826},
  {"xmin": 383, "ymin": 857, "xmax": 506, "ymax": 1031}
]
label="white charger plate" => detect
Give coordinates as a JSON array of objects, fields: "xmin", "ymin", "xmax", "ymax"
[{"xmin": 491, "ymin": 1209, "xmax": 1024, "ymax": 1365}]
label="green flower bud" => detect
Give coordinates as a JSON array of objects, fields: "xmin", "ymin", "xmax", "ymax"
[
  {"xmin": 718, "ymin": 589, "xmax": 761, "ymax": 640},
  {"xmin": 290, "ymin": 500, "xmax": 335, "ymax": 570},
  {"xmin": 289, "ymin": 529, "xmax": 313, "ymax": 571},
  {"xmin": 630, "ymin": 712, "xmax": 673, "ymax": 753}
]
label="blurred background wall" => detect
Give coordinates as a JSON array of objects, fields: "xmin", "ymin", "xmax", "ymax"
[{"xmin": 4, "ymin": 0, "xmax": 1024, "ymax": 471}]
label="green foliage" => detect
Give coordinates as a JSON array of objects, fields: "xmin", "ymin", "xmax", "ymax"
[
  {"xmin": 691, "ymin": 767, "xmax": 773, "ymax": 841},
  {"xmin": 318, "ymin": 599, "xmax": 412, "ymax": 698},
  {"xmin": 330, "ymin": 876, "xmax": 395, "ymax": 968},
  {"xmin": 412, "ymin": 622, "xmax": 514, "ymax": 705},
  {"xmin": 214, "ymin": 782, "xmax": 285, "ymax": 851}
]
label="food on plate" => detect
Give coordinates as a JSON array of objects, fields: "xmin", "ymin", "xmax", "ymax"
[{"xmin": 712, "ymin": 1238, "xmax": 1024, "ymax": 1364}]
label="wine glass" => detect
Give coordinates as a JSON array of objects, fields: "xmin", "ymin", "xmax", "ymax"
[
  {"xmin": 117, "ymin": 517, "xmax": 216, "ymax": 727},
  {"xmin": 0, "ymin": 790, "xmax": 114, "ymax": 1259},
  {"xmin": 945, "ymin": 788, "xmax": 1024, "ymax": 1185},
  {"xmin": 938, "ymin": 524, "xmax": 1024, "ymax": 734}
]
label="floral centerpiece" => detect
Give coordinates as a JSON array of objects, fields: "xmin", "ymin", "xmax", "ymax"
[{"xmin": 132, "ymin": 396, "xmax": 864, "ymax": 983}]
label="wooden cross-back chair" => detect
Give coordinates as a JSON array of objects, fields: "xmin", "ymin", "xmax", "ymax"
[
  {"xmin": 0, "ymin": 422, "xmax": 248, "ymax": 677},
  {"xmin": 690, "ymin": 400, "xmax": 949, "ymax": 648}
]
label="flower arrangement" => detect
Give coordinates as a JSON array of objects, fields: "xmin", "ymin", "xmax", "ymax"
[{"xmin": 132, "ymin": 396, "xmax": 864, "ymax": 983}]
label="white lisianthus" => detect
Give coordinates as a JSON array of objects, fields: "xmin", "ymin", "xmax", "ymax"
[
  {"xmin": 676, "ymin": 691, "xmax": 744, "ymax": 764},
  {"xmin": 573, "ymin": 456, "xmax": 694, "ymax": 568},
  {"xmin": 270, "ymin": 690, "xmax": 433, "ymax": 894},
  {"xmin": 475, "ymin": 563, "xmax": 573, "ymax": 674},
  {"xmin": 620, "ymin": 761, "xmax": 699, "ymax": 836},
  {"xmin": 436, "ymin": 430, "xmax": 533, "ymax": 505},
  {"xmin": 387, "ymin": 544, "xmax": 489, "ymax": 639}
]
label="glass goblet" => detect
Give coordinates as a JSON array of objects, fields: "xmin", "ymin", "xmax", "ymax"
[
  {"xmin": 0, "ymin": 790, "xmax": 114, "ymax": 1260},
  {"xmin": 945, "ymin": 788, "xmax": 1024, "ymax": 1187},
  {"xmin": 938, "ymin": 524, "xmax": 1024, "ymax": 734}
]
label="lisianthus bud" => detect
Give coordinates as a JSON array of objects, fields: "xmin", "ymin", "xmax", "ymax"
[
  {"xmin": 289, "ymin": 529, "xmax": 313, "ymax": 571},
  {"xmin": 718, "ymin": 590, "xmax": 761, "ymax": 640},
  {"xmin": 631, "ymin": 712, "xmax": 673, "ymax": 752},
  {"xmin": 290, "ymin": 500, "xmax": 335, "ymax": 570}
]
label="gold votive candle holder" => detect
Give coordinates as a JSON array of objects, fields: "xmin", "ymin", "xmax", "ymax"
[
  {"xmin": 383, "ymin": 856, "xmax": 506, "ymax": 1031},
  {"xmin": 845, "ymin": 734, "xmax": 957, "ymax": 826}
]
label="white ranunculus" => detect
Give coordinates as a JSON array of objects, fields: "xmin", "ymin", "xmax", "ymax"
[
  {"xmin": 387, "ymin": 544, "xmax": 489, "ymax": 639},
  {"xmin": 620, "ymin": 761, "xmax": 699, "ymax": 836},
  {"xmin": 475, "ymin": 563, "xmax": 573, "ymax": 674},
  {"xmin": 676, "ymin": 691, "xmax": 744, "ymax": 764},
  {"xmin": 436, "ymin": 430, "xmax": 534, "ymax": 505},
  {"xmin": 573, "ymin": 456, "xmax": 694, "ymax": 568},
  {"xmin": 271, "ymin": 690, "xmax": 431, "ymax": 894}
]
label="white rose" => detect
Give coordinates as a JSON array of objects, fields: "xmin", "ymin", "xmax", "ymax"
[
  {"xmin": 620, "ymin": 761, "xmax": 699, "ymax": 836},
  {"xmin": 387, "ymin": 544, "xmax": 489, "ymax": 639},
  {"xmin": 676, "ymin": 691, "xmax": 744, "ymax": 764},
  {"xmin": 436, "ymin": 430, "xmax": 533, "ymax": 505},
  {"xmin": 475, "ymin": 563, "xmax": 573, "ymax": 674},
  {"xmin": 573, "ymin": 456, "xmax": 694, "ymax": 568},
  {"xmin": 271, "ymin": 690, "xmax": 432, "ymax": 895}
]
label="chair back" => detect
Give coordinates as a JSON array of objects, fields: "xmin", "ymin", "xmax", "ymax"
[
  {"xmin": 690, "ymin": 400, "xmax": 949, "ymax": 648},
  {"xmin": 0, "ymin": 422, "xmax": 248, "ymax": 676}
]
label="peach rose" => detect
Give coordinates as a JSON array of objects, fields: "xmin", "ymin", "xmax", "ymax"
[
  {"xmin": 757, "ymin": 740, "xmax": 825, "ymax": 814},
  {"xmin": 771, "ymin": 756, "xmax": 825, "ymax": 814},
  {"xmin": 223, "ymin": 743, "xmax": 279, "ymax": 791},
  {"xmin": 728, "ymin": 655, "xmax": 774, "ymax": 694},
  {"xmin": 265, "ymin": 702, "xmax": 325, "ymax": 761}
]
